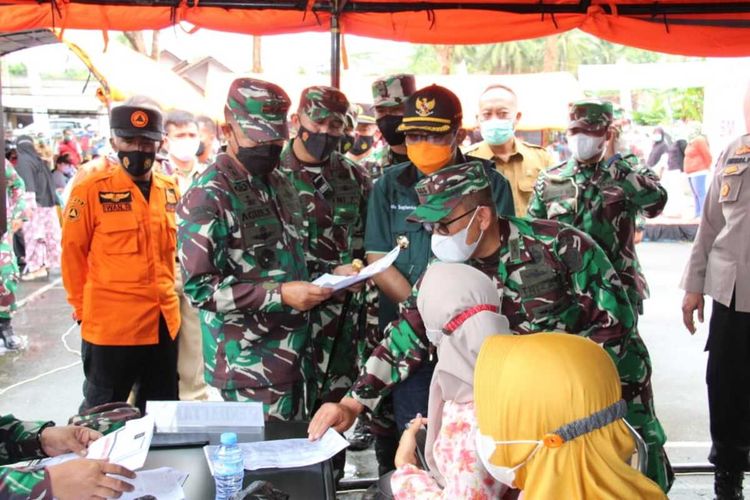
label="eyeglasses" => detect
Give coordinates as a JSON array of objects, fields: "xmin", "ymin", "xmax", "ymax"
[{"xmin": 423, "ymin": 208, "xmax": 476, "ymax": 235}]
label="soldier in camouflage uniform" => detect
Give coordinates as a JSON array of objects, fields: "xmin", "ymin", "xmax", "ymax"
[
  {"xmin": 0, "ymin": 414, "xmax": 135, "ymax": 499},
  {"xmin": 361, "ymin": 74, "xmax": 417, "ymax": 182},
  {"xmin": 310, "ymin": 161, "xmax": 672, "ymax": 492},
  {"xmin": 528, "ymin": 99, "xmax": 667, "ymax": 317},
  {"xmin": 346, "ymin": 103, "xmax": 381, "ymax": 165},
  {"xmin": 177, "ymin": 78, "xmax": 333, "ymax": 421},
  {"xmin": 0, "ymin": 162, "xmax": 27, "ymax": 350},
  {"xmin": 279, "ymin": 86, "xmax": 370, "ymax": 406}
]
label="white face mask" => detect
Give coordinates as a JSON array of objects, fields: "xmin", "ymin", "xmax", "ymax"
[
  {"xmin": 474, "ymin": 431, "xmax": 544, "ymax": 488},
  {"xmin": 430, "ymin": 208, "xmax": 484, "ymax": 263},
  {"xmin": 568, "ymin": 133, "xmax": 606, "ymax": 164},
  {"xmin": 169, "ymin": 137, "xmax": 201, "ymax": 162}
]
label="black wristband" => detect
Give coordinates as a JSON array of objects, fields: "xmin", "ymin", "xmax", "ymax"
[{"xmin": 36, "ymin": 421, "xmax": 55, "ymax": 457}]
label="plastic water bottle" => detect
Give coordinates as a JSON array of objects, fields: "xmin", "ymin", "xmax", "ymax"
[{"xmin": 213, "ymin": 432, "xmax": 244, "ymax": 500}]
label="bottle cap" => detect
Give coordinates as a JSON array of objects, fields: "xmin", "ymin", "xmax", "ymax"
[{"xmin": 220, "ymin": 432, "xmax": 238, "ymax": 446}]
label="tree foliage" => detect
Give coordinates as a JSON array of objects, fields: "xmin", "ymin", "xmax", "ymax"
[{"xmin": 410, "ymin": 30, "xmax": 696, "ymax": 75}]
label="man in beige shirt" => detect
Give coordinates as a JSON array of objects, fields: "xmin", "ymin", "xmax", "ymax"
[
  {"xmin": 681, "ymin": 133, "xmax": 750, "ymax": 499},
  {"xmin": 464, "ymin": 84, "xmax": 552, "ymax": 216}
]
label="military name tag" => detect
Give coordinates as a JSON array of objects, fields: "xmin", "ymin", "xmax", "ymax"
[
  {"xmin": 99, "ymin": 191, "xmax": 133, "ymax": 213},
  {"xmin": 518, "ymin": 264, "xmax": 561, "ymax": 297},
  {"xmin": 544, "ymin": 178, "xmax": 577, "ymax": 201}
]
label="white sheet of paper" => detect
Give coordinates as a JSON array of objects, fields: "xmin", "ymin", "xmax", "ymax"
[
  {"xmin": 86, "ymin": 414, "xmax": 155, "ymax": 470},
  {"xmin": 203, "ymin": 428, "xmax": 349, "ymax": 473},
  {"xmin": 146, "ymin": 401, "xmax": 264, "ymax": 432},
  {"xmin": 117, "ymin": 467, "xmax": 188, "ymax": 500},
  {"xmin": 312, "ymin": 245, "xmax": 400, "ymax": 291}
]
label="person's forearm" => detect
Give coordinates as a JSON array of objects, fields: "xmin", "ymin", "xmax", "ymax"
[{"xmin": 367, "ymin": 255, "xmax": 412, "ymax": 303}]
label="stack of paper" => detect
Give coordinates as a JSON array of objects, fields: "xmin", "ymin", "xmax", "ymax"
[{"xmin": 204, "ymin": 428, "xmax": 349, "ymax": 473}]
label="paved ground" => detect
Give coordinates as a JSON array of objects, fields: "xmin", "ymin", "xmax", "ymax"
[{"xmin": 0, "ymin": 242, "xmax": 744, "ymax": 498}]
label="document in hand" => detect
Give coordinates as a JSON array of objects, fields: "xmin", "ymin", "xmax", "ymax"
[
  {"xmin": 311, "ymin": 245, "xmax": 400, "ymax": 292},
  {"xmin": 86, "ymin": 414, "xmax": 155, "ymax": 470},
  {"xmin": 203, "ymin": 428, "xmax": 349, "ymax": 473},
  {"xmin": 118, "ymin": 467, "xmax": 188, "ymax": 500}
]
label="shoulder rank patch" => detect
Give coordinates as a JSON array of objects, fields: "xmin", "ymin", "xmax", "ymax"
[{"xmin": 165, "ymin": 188, "xmax": 178, "ymax": 212}]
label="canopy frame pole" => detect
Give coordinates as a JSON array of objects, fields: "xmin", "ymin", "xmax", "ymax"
[
  {"xmin": 330, "ymin": 0, "xmax": 341, "ymax": 89},
  {"xmin": 0, "ymin": 60, "xmax": 6, "ymax": 237}
]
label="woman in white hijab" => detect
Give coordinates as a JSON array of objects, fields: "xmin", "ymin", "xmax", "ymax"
[{"xmin": 390, "ymin": 262, "xmax": 511, "ymax": 498}]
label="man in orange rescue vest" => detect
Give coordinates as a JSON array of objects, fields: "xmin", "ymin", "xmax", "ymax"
[{"xmin": 61, "ymin": 104, "xmax": 181, "ymax": 413}]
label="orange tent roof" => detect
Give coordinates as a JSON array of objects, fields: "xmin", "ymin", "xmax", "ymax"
[{"xmin": 0, "ymin": 1, "xmax": 748, "ymax": 57}]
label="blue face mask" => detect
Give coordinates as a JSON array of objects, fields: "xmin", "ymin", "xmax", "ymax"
[{"xmin": 480, "ymin": 119, "xmax": 514, "ymax": 146}]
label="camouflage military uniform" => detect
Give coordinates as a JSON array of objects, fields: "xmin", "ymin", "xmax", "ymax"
[
  {"xmin": 0, "ymin": 163, "xmax": 27, "ymax": 322},
  {"xmin": 349, "ymin": 161, "xmax": 672, "ymax": 492},
  {"xmin": 279, "ymin": 86, "xmax": 371, "ymax": 405},
  {"xmin": 0, "ymin": 414, "xmax": 54, "ymax": 499},
  {"xmin": 178, "ymin": 79, "xmax": 313, "ymax": 421},
  {"xmin": 528, "ymin": 100, "xmax": 667, "ymax": 316},
  {"xmin": 360, "ymin": 145, "xmax": 408, "ymax": 182}
]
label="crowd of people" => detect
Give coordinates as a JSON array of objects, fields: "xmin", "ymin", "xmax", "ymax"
[{"xmin": 0, "ymin": 72, "xmax": 746, "ymax": 500}]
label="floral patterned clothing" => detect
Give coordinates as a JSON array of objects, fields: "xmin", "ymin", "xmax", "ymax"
[
  {"xmin": 391, "ymin": 401, "xmax": 507, "ymax": 499},
  {"xmin": 23, "ymin": 206, "xmax": 61, "ymax": 272}
]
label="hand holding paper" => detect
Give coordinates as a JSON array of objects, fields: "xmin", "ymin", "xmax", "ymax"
[{"xmin": 312, "ymin": 245, "xmax": 400, "ymax": 292}]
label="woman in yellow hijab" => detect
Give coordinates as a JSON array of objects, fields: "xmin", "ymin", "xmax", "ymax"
[{"xmin": 474, "ymin": 333, "xmax": 666, "ymax": 499}]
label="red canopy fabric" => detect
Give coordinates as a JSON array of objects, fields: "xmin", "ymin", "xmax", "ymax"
[{"xmin": 0, "ymin": 1, "xmax": 748, "ymax": 56}]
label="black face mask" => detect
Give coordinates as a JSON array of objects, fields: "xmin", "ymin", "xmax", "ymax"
[
  {"xmin": 118, "ymin": 150, "xmax": 155, "ymax": 177},
  {"xmin": 299, "ymin": 124, "xmax": 340, "ymax": 162},
  {"xmin": 377, "ymin": 115, "xmax": 405, "ymax": 146},
  {"xmin": 236, "ymin": 144, "xmax": 283, "ymax": 177},
  {"xmin": 352, "ymin": 135, "xmax": 375, "ymax": 155},
  {"xmin": 339, "ymin": 134, "xmax": 355, "ymax": 154},
  {"xmin": 196, "ymin": 141, "xmax": 206, "ymax": 157}
]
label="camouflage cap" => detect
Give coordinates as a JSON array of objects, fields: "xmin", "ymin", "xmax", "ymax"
[
  {"xmin": 345, "ymin": 104, "xmax": 358, "ymax": 131},
  {"xmin": 298, "ymin": 85, "xmax": 349, "ymax": 123},
  {"xmin": 226, "ymin": 77, "xmax": 291, "ymax": 143},
  {"xmin": 397, "ymin": 84, "xmax": 462, "ymax": 135},
  {"xmin": 568, "ymin": 99, "xmax": 614, "ymax": 133},
  {"xmin": 407, "ymin": 161, "xmax": 489, "ymax": 223},
  {"xmin": 355, "ymin": 103, "xmax": 376, "ymax": 124},
  {"xmin": 372, "ymin": 74, "xmax": 417, "ymax": 107}
]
